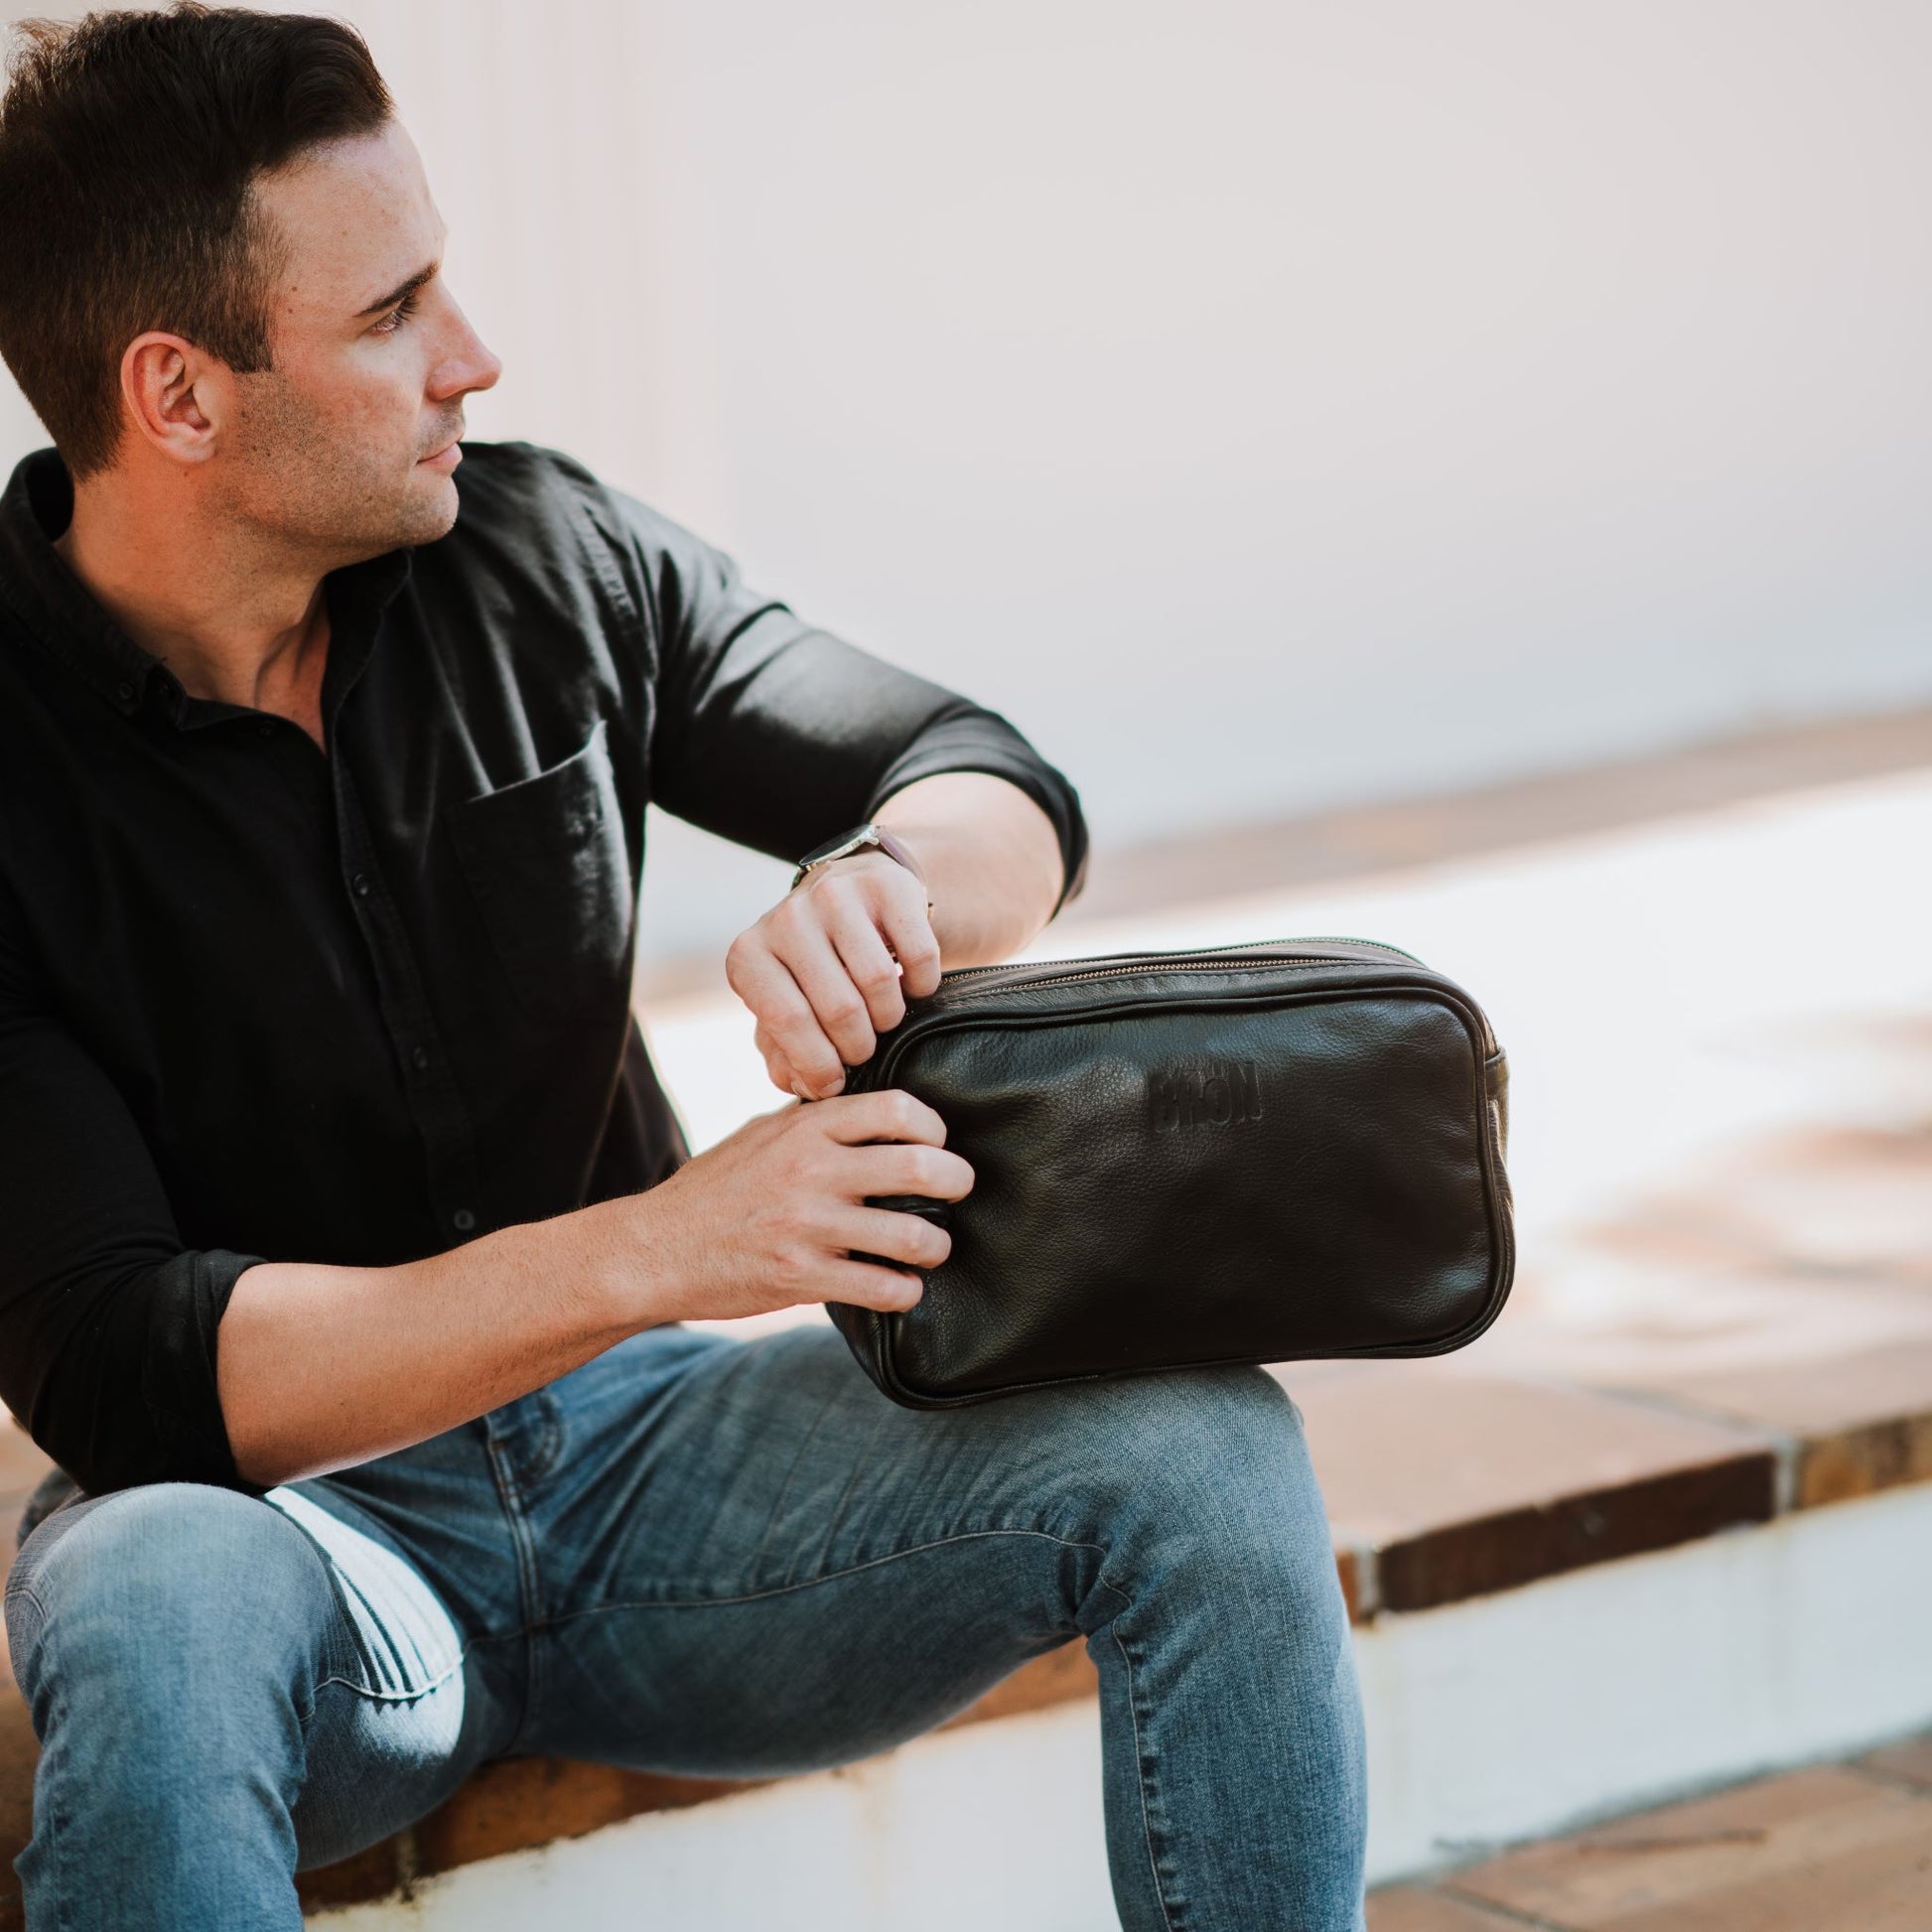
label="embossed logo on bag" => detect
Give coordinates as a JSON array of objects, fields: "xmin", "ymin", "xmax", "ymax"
[{"xmin": 1149, "ymin": 1061, "xmax": 1264, "ymax": 1132}]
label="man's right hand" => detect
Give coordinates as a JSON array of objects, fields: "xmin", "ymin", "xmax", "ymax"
[
  {"xmin": 633, "ymin": 1087, "xmax": 974, "ymax": 1323},
  {"xmin": 220, "ymin": 1087, "xmax": 969, "ymax": 1487}
]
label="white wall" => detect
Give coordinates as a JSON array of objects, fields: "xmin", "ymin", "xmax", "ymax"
[{"xmin": 5, "ymin": 2, "xmax": 1929, "ymax": 957}]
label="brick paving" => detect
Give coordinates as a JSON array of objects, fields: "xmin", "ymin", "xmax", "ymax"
[{"xmin": 1370, "ymin": 1734, "xmax": 1932, "ymax": 1929}]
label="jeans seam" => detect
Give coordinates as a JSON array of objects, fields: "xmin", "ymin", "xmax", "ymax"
[
  {"xmin": 519, "ymin": 1392, "xmax": 565, "ymax": 1490},
  {"xmin": 483, "ymin": 1431, "xmax": 547, "ymax": 1753},
  {"xmin": 519, "ymin": 1524, "xmax": 1111, "ymax": 1629},
  {"xmin": 1100, "ymin": 1575, "xmax": 1182, "ymax": 1932},
  {"xmin": 4, "ymin": 1575, "xmax": 48, "ymax": 1633},
  {"xmin": 29, "ymin": 1600, "xmax": 69, "ymax": 1929}
]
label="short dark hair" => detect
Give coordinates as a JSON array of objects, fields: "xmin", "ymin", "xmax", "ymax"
[{"xmin": 0, "ymin": 5, "xmax": 392, "ymax": 479}]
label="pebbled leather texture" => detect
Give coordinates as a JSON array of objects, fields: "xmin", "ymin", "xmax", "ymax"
[{"xmin": 831, "ymin": 938, "xmax": 1515, "ymax": 1408}]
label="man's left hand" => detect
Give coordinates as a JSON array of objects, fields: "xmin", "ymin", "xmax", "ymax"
[{"xmin": 725, "ymin": 851, "xmax": 941, "ymax": 1100}]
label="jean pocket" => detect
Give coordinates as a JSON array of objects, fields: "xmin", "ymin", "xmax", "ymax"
[
  {"xmin": 446, "ymin": 716, "xmax": 636, "ymax": 1021},
  {"xmin": 266, "ymin": 1487, "xmax": 467, "ymax": 1703}
]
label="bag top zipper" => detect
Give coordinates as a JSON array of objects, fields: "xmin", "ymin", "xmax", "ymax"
[
  {"xmin": 878, "ymin": 934, "xmax": 1497, "ymax": 1062},
  {"xmin": 933, "ymin": 934, "xmax": 1426, "ymax": 994}
]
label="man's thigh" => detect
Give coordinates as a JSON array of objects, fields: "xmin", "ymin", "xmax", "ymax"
[
  {"xmin": 514, "ymin": 1319, "xmax": 1316, "ymax": 1777},
  {"xmin": 262, "ymin": 1484, "xmax": 515, "ymax": 1867},
  {"xmin": 5, "ymin": 1474, "xmax": 511, "ymax": 1874}
]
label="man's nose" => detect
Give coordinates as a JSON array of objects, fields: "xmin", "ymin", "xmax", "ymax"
[{"xmin": 430, "ymin": 295, "xmax": 502, "ymax": 401}]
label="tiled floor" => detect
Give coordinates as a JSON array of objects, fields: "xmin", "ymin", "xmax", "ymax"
[{"xmin": 1370, "ymin": 1732, "xmax": 1932, "ymax": 1930}]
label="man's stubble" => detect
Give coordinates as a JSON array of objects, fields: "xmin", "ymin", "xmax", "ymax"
[{"xmin": 221, "ymin": 364, "xmax": 462, "ymax": 568}]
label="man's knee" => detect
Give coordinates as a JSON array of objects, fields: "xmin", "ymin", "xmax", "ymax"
[
  {"xmin": 1028, "ymin": 1367, "xmax": 1333, "ymax": 1572},
  {"xmin": 1051, "ymin": 1361, "xmax": 1302, "ymax": 1479},
  {"xmin": 6, "ymin": 1481, "xmax": 333, "ymax": 1723}
]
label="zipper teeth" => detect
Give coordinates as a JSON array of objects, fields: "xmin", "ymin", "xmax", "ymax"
[
  {"xmin": 940, "ymin": 954, "xmax": 1350, "ymax": 998},
  {"xmin": 938, "ymin": 934, "xmax": 1423, "ymax": 987}
]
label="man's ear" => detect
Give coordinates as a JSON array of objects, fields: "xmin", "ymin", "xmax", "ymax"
[{"xmin": 118, "ymin": 333, "xmax": 223, "ymax": 466}]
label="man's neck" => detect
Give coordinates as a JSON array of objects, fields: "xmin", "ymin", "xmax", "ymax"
[{"xmin": 55, "ymin": 470, "xmax": 333, "ymax": 733}]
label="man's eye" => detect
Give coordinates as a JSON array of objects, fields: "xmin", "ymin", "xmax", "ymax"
[{"xmin": 374, "ymin": 292, "xmax": 420, "ymax": 336}]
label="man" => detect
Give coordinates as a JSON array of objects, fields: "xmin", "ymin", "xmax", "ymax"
[{"xmin": 0, "ymin": 9, "xmax": 1366, "ymax": 1928}]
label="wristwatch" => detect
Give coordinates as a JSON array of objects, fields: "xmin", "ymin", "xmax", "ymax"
[{"xmin": 789, "ymin": 820, "xmax": 929, "ymax": 899}]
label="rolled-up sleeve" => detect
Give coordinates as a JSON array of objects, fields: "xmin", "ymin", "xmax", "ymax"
[
  {"xmin": 0, "ymin": 871, "xmax": 262, "ymax": 1496},
  {"xmin": 596, "ymin": 477, "xmax": 1088, "ymax": 914}
]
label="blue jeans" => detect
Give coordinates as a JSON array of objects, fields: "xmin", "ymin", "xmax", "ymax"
[{"xmin": 5, "ymin": 1323, "xmax": 1366, "ymax": 1929}]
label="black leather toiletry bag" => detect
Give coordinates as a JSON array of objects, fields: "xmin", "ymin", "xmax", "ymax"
[{"xmin": 830, "ymin": 937, "xmax": 1514, "ymax": 1408}]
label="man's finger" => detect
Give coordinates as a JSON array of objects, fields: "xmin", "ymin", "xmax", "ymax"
[
  {"xmin": 730, "ymin": 940, "xmax": 847, "ymax": 1097},
  {"xmin": 874, "ymin": 874, "xmax": 942, "ymax": 1000},
  {"xmin": 846, "ymin": 1139, "xmax": 975, "ymax": 1202},
  {"xmin": 822, "ymin": 896, "xmax": 908, "ymax": 1037},
  {"xmin": 820, "ymin": 1257, "xmax": 925, "ymax": 1313},
  {"xmin": 813, "ymin": 1087, "xmax": 948, "ymax": 1147},
  {"xmin": 768, "ymin": 926, "xmax": 877, "ymax": 1074},
  {"xmin": 840, "ymin": 1203, "xmax": 952, "ymax": 1272}
]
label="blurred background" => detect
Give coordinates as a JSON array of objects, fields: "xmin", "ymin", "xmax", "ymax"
[{"xmin": 5, "ymin": 0, "xmax": 1928, "ymax": 963}]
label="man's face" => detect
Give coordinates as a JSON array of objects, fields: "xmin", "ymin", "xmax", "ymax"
[{"xmin": 212, "ymin": 118, "xmax": 501, "ymax": 560}]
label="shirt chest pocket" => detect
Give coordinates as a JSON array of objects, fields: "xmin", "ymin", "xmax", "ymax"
[{"xmin": 446, "ymin": 717, "xmax": 636, "ymax": 1021}]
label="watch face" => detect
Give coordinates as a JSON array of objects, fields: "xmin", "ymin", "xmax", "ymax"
[{"xmin": 797, "ymin": 823, "xmax": 879, "ymax": 871}]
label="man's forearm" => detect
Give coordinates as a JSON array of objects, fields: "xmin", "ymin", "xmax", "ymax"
[
  {"xmin": 216, "ymin": 1076, "xmax": 972, "ymax": 1489},
  {"xmin": 216, "ymin": 1193, "xmax": 657, "ymax": 1488},
  {"xmin": 874, "ymin": 771, "xmax": 1066, "ymax": 968}
]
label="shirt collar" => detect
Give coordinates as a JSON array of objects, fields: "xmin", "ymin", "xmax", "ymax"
[{"xmin": 0, "ymin": 446, "xmax": 414, "ymax": 730}]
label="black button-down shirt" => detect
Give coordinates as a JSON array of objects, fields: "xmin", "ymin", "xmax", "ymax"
[{"xmin": 0, "ymin": 442, "xmax": 1086, "ymax": 1497}]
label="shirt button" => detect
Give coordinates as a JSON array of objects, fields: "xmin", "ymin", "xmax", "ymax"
[
  {"xmin": 411, "ymin": 1045, "xmax": 431, "ymax": 1071},
  {"xmin": 114, "ymin": 679, "xmax": 136, "ymax": 704},
  {"xmin": 351, "ymin": 873, "xmax": 371, "ymax": 897},
  {"xmin": 452, "ymin": 1208, "xmax": 478, "ymax": 1232},
  {"xmin": 256, "ymin": 720, "xmax": 274, "ymax": 739}
]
